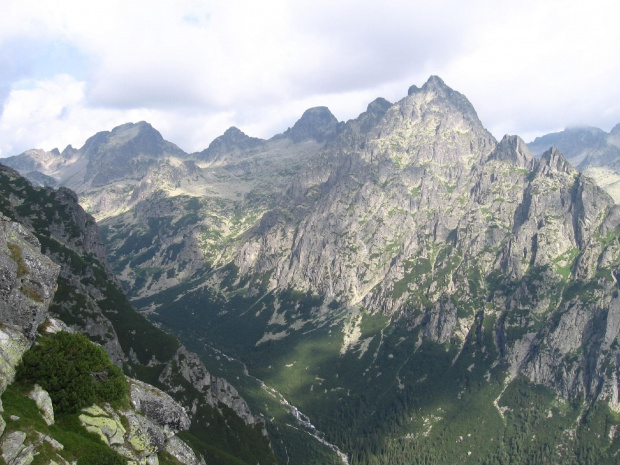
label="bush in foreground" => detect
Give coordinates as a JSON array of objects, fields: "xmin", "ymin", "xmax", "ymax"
[{"xmin": 17, "ymin": 331, "xmax": 126, "ymax": 413}]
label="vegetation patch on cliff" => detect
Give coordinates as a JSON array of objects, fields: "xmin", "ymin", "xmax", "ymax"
[{"xmin": 16, "ymin": 332, "xmax": 128, "ymax": 413}]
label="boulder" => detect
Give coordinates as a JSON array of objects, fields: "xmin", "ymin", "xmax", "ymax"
[
  {"xmin": 1, "ymin": 431, "xmax": 34, "ymax": 465},
  {"xmin": 28, "ymin": 384, "xmax": 54, "ymax": 426},
  {"xmin": 165, "ymin": 436, "xmax": 204, "ymax": 465},
  {"xmin": 129, "ymin": 379, "xmax": 190, "ymax": 437},
  {"xmin": 0, "ymin": 326, "xmax": 31, "ymax": 395}
]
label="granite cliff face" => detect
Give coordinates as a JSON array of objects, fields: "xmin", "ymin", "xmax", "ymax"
[
  {"xmin": 0, "ymin": 214, "xmax": 59, "ymax": 339},
  {"xmin": 0, "ymin": 214, "xmax": 59, "ymax": 402},
  {"xmin": 227, "ymin": 77, "xmax": 620, "ymax": 404}
]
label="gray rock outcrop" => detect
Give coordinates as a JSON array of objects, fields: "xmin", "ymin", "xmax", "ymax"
[
  {"xmin": 1, "ymin": 431, "xmax": 34, "ymax": 465},
  {"xmin": 164, "ymin": 436, "xmax": 205, "ymax": 465},
  {"xmin": 28, "ymin": 384, "xmax": 54, "ymax": 426},
  {"xmin": 129, "ymin": 378, "xmax": 190, "ymax": 436},
  {"xmin": 0, "ymin": 326, "xmax": 31, "ymax": 397},
  {"xmin": 158, "ymin": 347, "xmax": 259, "ymax": 426},
  {"xmin": 224, "ymin": 76, "xmax": 620, "ymax": 409},
  {"xmin": 0, "ymin": 214, "xmax": 59, "ymax": 339},
  {"xmin": 78, "ymin": 399, "xmax": 198, "ymax": 465}
]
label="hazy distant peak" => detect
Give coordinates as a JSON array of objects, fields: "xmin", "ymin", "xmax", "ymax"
[
  {"xmin": 527, "ymin": 126, "xmax": 609, "ymax": 161},
  {"xmin": 212, "ymin": 126, "xmax": 262, "ymax": 145},
  {"xmin": 61, "ymin": 144, "xmax": 77, "ymax": 158},
  {"xmin": 300, "ymin": 106, "xmax": 334, "ymax": 117},
  {"xmin": 197, "ymin": 126, "xmax": 264, "ymax": 162},
  {"xmin": 281, "ymin": 106, "xmax": 342, "ymax": 143},
  {"xmin": 218, "ymin": 126, "xmax": 262, "ymax": 144},
  {"xmin": 81, "ymin": 121, "xmax": 182, "ymax": 159},
  {"xmin": 422, "ymin": 74, "xmax": 448, "ymax": 91},
  {"xmin": 223, "ymin": 126, "xmax": 245, "ymax": 136},
  {"xmin": 366, "ymin": 98, "xmax": 392, "ymax": 114},
  {"xmin": 109, "ymin": 121, "xmax": 164, "ymax": 142},
  {"xmin": 112, "ymin": 120, "xmax": 152, "ymax": 130},
  {"xmin": 76, "ymin": 121, "xmax": 188, "ymax": 187}
]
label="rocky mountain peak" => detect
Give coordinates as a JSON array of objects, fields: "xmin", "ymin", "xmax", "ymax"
[
  {"xmin": 611, "ymin": 122, "xmax": 620, "ymax": 136},
  {"xmin": 408, "ymin": 75, "xmax": 449, "ymax": 95},
  {"xmin": 2, "ymin": 148, "xmax": 63, "ymax": 174},
  {"xmin": 370, "ymin": 77, "xmax": 496, "ymax": 167},
  {"xmin": 197, "ymin": 126, "xmax": 264, "ymax": 162},
  {"xmin": 60, "ymin": 144, "xmax": 77, "ymax": 158},
  {"xmin": 79, "ymin": 121, "xmax": 187, "ymax": 187},
  {"xmin": 111, "ymin": 121, "xmax": 162, "ymax": 144},
  {"xmin": 82, "ymin": 121, "xmax": 179, "ymax": 159},
  {"xmin": 366, "ymin": 97, "xmax": 392, "ymax": 117},
  {"xmin": 281, "ymin": 106, "xmax": 342, "ymax": 143},
  {"xmin": 489, "ymin": 135, "xmax": 533, "ymax": 168},
  {"xmin": 422, "ymin": 74, "xmax": 447, "ymax": 90},
  {"xmin": 412, "ymin": 76, "xmax": 485, "ymax": 129},
  {"xmin": 538, "ymin": 146, "xmax": 577, "ymax": 175},
  {"xmin": 222, "ymin": 126, "xmax": 248, "ymax": 138}
]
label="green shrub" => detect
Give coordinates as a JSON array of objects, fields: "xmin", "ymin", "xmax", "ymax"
[{"xmin": 17, "ymin": 332, "xmax": 127, "ymax": 413}]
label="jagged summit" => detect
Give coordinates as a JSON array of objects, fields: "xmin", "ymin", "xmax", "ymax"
[
  {"xmin": 365, "ymin": 97, "xmax": 392, "ymax": 116},
  {"xmin": 196, "ymin": 126, "xmax": 265, "ymax": 162},
  {"xmin": 76, "ymin": 122, "xmax": 188, "ymax": 187},
  {"xmin": 407, "ymin": 75, "xmax": 451, "ymax": 95},
  {"xmin": 488, "ymin": 135, "xmax": 533, "ymax": 168},
  {"xmin": 368, "ymin": 76, "xmax": 495, "ymax": 168},
  {"xmin": 539, "ymin": 146, "xmax": 577, "ymax": 175},
  {"xmin": 407, "ymin": 76, "xmax": 485, "ymax": 130},
  {"xmin": 278, "ymin": 106, "xmax": 343, "ymax": 143},
  {"xmin": 61, "ymin": 144, "xmax": 77, "ymax": 157},
  {"xmin": 2, "ymin": 149, "xmax": 51, "ymax": 172},
  {"xmin": 82, "ymin": 121, "xmax": 185, "ymax": 160}
]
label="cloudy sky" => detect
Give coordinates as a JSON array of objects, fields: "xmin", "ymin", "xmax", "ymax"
[{"xmin": 1, "ymin": 0, "xmax": 619, "ymax": 157}]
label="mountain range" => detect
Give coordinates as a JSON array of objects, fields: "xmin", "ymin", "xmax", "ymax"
[{"xmin": 4, "ymin": 76, "xmax": 620, "ymax": 464}]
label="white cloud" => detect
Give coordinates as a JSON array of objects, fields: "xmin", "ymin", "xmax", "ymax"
[
  {"xmin": 1, "ymin": 0, "xmax": 620, "ymax": 155},
  {"xmin": 440, "ymin": 0, "xmax": 620, "ymax": 139}
]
